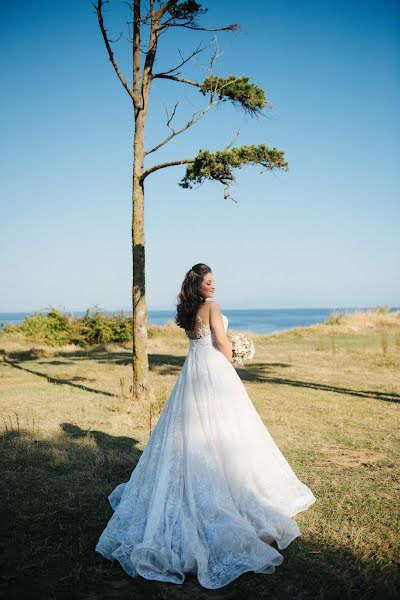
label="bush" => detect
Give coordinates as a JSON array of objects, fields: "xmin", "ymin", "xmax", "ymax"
[
  {"xmin": 325, "ymin": 312, "xmax": 343, "ymax": 326},
  {"xmin": 0, "ymin": 308, "xmax": 73, "ymax": 346},
  {"xmin": 0, "ymin": 307, "xmax": 133, "ymax": 347},
  {"xmin": 71, "ymin": 308, "xmax": 132, "ymax": 347},
  {"xmin": 374, "ymin": 304, "xmax": 390, "ymax": 314}
]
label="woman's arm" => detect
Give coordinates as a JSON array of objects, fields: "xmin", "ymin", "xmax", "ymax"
[{"xmin": 209, "ymin": 301, "xmax": 233, "ymax": 363}]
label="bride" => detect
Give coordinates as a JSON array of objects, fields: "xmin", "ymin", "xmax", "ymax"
[{"xmin": 95, "ymin": 263, "xmax": 316, "ymax": 589}]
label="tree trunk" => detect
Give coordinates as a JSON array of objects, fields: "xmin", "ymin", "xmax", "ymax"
[
  {"xmin": 131, "ymin": 108, "xmax": 149, "ymax": 402},
  {"xmin": 130, "ymin": 8, "xmax": 159, "ymax": 402}
]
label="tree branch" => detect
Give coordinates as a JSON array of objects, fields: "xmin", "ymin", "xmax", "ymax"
[
  {"xmin": 153, "ymin": 40, "xmax": 210, "ymax": 78},
  {"xmin": 140, "ymin": 0, "xmax": 160, "ymax": 106},
  {"xmin": 140, "ymin": 158, "xmax": 194, "ymax": 183},
  {"xmin": 154, "ymin": 0, "xmax": 176, "ymax": 20},
  {"xmin": 146, "ymin": 41, "xmax": 223, "ymax": 154},
  {"xmin": 179, "ymin": 144, "xmax": 289, "ymax": 201},
  {"xmin": 155, "ymin": 1, "xmax": 240, "ymax": 33},
  {"xmin": 160, "ymin": 22, "xmax": 240, "ymax": 32},
  {"xmin": 165, "ymin": 101, "xmax": 179, "ymax": 132},
  {"xmin": 93, "ymin": 0, "xmax": 135, "ymax": 103},
  {"xmin": 224, "ymin": 129, "xmax": 240, "ymax": 150},
  {"xmin": 152, "ymin": 73, "xmax": 201, "ymax": 87},
  {"xmin": 146, "ymin": 40, "xmax": 234, "ymax": 155},
  {"xmin": 145, "ymin": 96, "xmax": 218, "ymax": 156}
]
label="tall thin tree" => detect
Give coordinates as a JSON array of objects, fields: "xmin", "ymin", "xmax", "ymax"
[{"xmin": 94, "ymin": 0, "xmax": 288, "ymax": 402}]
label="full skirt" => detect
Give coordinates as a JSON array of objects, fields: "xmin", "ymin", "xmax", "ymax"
[{"xmin": 95, "ymin": 341, "xmax": 316, "ymax": 589}]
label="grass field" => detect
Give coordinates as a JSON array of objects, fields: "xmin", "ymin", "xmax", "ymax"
[{"xmin": 0, "ymin": 309, "xmax": 399, "ymax": 599}]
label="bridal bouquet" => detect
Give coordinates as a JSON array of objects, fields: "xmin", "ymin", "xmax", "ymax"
[{"xmin": 229, "ymin": 333, "xmax": 256, "ymax": 366}]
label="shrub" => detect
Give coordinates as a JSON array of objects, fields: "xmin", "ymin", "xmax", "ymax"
[
  {"xmin": 71, "ymin": 308, "xmax": 132, "ymax": 347},
  {"xmin": 374, "ymin": 304, "xmax": 390, "ymax": 314},
  {"xmin": 0, "ymin": 307, "xmax": 133, "ymax": 347},
  {"xmin": 325, "ymin": 312, "xmax": 343, "ymax": 326},
  {"xmin": 0, "ymin": 308, "xmax": 72, "ymax": 346}
]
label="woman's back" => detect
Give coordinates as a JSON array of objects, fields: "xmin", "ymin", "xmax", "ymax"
[{"xmin": 184, "ymin": 300, "xmax": 212, "ymax": 340}]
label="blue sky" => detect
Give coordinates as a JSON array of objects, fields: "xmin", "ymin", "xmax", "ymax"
[{"xmin": 1, "ymin": 0, "xmax": 399, "ymax": 311}]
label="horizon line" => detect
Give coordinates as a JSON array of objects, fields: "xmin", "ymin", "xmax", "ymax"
[{"xmin": 0, "ymin": 304, "xmax": 398, "ymax": 314}]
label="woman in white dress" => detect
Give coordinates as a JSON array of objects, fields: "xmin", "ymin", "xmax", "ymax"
[{"xmin": 95, "ymin": 263, "xmax": 316, "ymax": 589}]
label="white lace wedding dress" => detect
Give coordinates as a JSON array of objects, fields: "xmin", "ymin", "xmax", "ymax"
[{"xmin": 95, "ymin": 306, "xmax": 316, "ymax": 589}]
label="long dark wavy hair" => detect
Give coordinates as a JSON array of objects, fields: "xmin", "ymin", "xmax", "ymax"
[{"xmin": 175, "ymin": 263, "xmax": 212, "ymax": 331}]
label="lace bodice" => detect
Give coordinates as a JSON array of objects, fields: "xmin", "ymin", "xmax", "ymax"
[
  {"xmin": 185, "ymin": 314, "xmax": 211, "ymax": 340},
  {"xmin": 185, "ymin": 312, "xmax": 228, "ymax": 340}
]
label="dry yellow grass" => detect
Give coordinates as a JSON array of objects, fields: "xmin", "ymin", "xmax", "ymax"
[{"xmin": 0, "ymin": 309, "xmax": 399, "ymax": 599}]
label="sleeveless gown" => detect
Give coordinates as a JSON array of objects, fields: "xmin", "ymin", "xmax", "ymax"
[{"xmin": 95, "ymin": 306, "xmax": 316, "ymax": 589}]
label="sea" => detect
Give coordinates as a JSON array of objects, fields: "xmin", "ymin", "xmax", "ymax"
[{"xmin": 0, "ymin": 306, "xmax": 398, "ymax": 336}]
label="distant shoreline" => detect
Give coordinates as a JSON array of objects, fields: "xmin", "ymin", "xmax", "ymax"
[
  {"xmin": 1, "ymin": 306, "xmax": 398, "ymax": 336},
  {"xmin": 1, "ymin": 305, "xmax": 396, "ymax": 314}
]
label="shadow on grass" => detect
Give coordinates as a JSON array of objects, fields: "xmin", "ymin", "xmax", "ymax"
[
  {"xmin": 4, "ymin": 348, "xmax": 400, "ymax": 405},
  {"xmin": 236, "ymin": 361, "xmax": 400, "ymax": 403},
  {"xmin": 0, "ymin": 424, "xmax": 142, "ymax": 599},
  {"xmin": 1, "ymin": 426, "xmax": 397, "ymax": 600},
  {"xmin": 149, "ymin": 353, "xmax": 186, "ymax": 376},
  {"xmin": 3, "ymin": 358, "xmax": 117, "ymax": 397},
  {"xmin": 59, "ymin": 423, "xmax": 136, "ymax": 453}
]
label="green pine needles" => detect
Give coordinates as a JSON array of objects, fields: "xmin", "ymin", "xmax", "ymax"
[
  {"xmin": 200, "ymin": 75, "xmax": 268, "ymax": 115},
  {"xmin": 179, "ymin": 144, "xmax": 288, "ymax": 200}
]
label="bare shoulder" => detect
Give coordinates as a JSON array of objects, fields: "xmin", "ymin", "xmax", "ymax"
[{"xmin": 208, "ymin": 300, "xmax": 221, "ymax": 312}]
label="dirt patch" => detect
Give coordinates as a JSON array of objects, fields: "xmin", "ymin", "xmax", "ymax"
[{"xmin": 317, "ymin": 443, "xmax": 386, "ymax": 468}]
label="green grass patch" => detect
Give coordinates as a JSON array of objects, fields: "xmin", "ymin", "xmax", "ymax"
[{"xmin": 0, "ymin": 308, "xmax": 399, "ymax": 598}]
